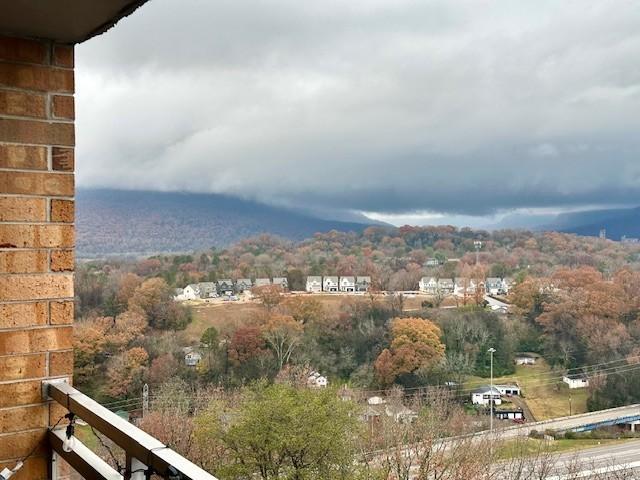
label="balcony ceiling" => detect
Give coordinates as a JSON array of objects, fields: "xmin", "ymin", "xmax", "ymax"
[{"xmin": 0, "ymin": 0, "xmax": 150, "ymax": 44}]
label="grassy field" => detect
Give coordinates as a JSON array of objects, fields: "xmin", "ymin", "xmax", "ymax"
[{"xmin": 465, "ymin": 360, "xmax": 588, "ymax": 421}]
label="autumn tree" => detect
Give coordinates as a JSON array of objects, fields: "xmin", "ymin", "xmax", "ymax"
[
  {"xmin": 105, "ymin": 346, "xmax": 149, "ymax": 398},
  {"xmin": 129, "ymin": 277, "xmax": 191, "ymax": 330},
  {"xmin": 374, "ymin": 317, "xmax": 445, "ymax": 387},
  {"xmin": 283, "ymin": 296, "xmax": 324, "ymax": 325},
  {"xmin": 251, "ymin": 284, "xmax": 283, "ymax": 312}
]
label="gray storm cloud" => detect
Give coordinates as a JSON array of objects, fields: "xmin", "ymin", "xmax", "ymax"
[{"xmin": 76, "ymin": 0, "xmax": 640, "ymax": 217}]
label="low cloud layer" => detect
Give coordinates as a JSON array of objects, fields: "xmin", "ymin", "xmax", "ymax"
[{"xmin": 76, "ymin": 0, "xmax": 640, "ymax": 218}]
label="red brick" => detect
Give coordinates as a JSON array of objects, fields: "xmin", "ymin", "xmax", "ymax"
[
  {"xmin": 50, "ymin": 199, "xmax": 74, "ymax": 223},
  {"xmin": 51, "ymin": 147, "xmax": 74, "ymax": 171},
  {"xmin": 0, "ymin": 145, "xmax": 47, "ymax": 170},
  {"xmin": 50, "ymin": 301, "xmax": 73, "ymax": 325},
  {"xmin": 50, "ymin": 249, "xmax": 74, "ymax": 272},
  {"xmin": 0, "ymin": 302, "xmax": 48, "ymax": 329},
  {"xmin": 0, "ymin": 250, "xmax": 48, "ymax": 273},
  {"xmin": 49, "ymin": 402, "xmax": 69, "ymax": 428},
  {"xmin": 0, "ymin": 63, "xmax": 74, "ymax": 93},
  {"xmin": 0, "ymin": 171, "xmax": 73, "ymax": 196},
  {"xmin": 0, "ymin": 274, "xmax": 73, "ymax": 302},
  {"xmin": 0, "ymin": 36, "xmax": 47, "ymax": 64},
  {"xmin": 0, "ymin": 326, "xmax": 73, "ymax": 355},
  {"xmin": 0, "ymin": 118, "xmax": 74, "ymax": 146},
  {"xmin": 0, "ymin": 197, "xmax": 47, "ymax": 222},
  {"xmin": 0, "ymin": 354, "xmax": 46, "ymax": 381},
  {"xmin": 53, "ymin": 45, "xmax": 74, "ymax": 68},
  {"xmin": 0, "ymin": 380, "xmax": 42, "ymax": 408},
  {"xmin": 0, "ymin": 224, "xmax": 74, "ymax": 248},
  {"xmin": 0, "ymin": 429, "xmax": 47, "ymax": 460},
  {"xmin": 51, "ymin": 95, "xmax": 74, "ymax": 119},
  {"xmin": 0, "ymin": 89, "xmax": 46, "ymax": 118},
  {"xmin": 0, "ymin": 455, "xmax": 47, "ymax": 480},
  {"xmin": 0, "ymin": 405, "xmax": 48, "ymax": 433},
  {"xmin": 49, "ymin": 350, "xmax": 73, "ymax": 376}
]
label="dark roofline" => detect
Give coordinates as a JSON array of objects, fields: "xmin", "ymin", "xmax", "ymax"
[{"xmin": 78, "ymin": 1, "xmax": 151, "ymax": 44}]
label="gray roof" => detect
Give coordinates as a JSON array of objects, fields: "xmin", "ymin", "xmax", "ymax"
[
  {"xmin": 356, "ymin": 276, "xmax": 371, "ymax": 282},
  {"xmin": 255, "ymin": 278, "xmax": 271, "ymax": 286},
  {"xmin": 340, "ymin": 276, "xmax": 355, "ymax": 282},
  {"xmin": 473, "ymin": 385, "xmax": 501, "ymax": 395},
  {"xmin": 307, "ymin": 276, "xmax": 322, "ymax": 282},
  {"xmin": 324, "ymin": 276, "xmax": 339, "ymax": 282}
]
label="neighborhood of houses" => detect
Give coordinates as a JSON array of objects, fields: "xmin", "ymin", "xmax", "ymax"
[
  {"xmin": 418, "ymin": 276, "xmax": 515, "ymax": 296},
  {"xmin": 305, "ymin": 276, "xmax": 372, "ymax": 293},
  {"xmin": 174, "ymin": 277, "xmax": 290, "ymax": 301}
]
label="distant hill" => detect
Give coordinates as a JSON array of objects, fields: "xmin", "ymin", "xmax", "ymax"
[
  {"xmin": 546, "ymin": 207, "xmax": 640, "ymax": 240},
  {"xmin": 76, "ymin": 189, "xmax": 375, "ymax": 257}
]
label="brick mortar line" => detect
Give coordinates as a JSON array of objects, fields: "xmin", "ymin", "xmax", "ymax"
[
  {"xmin": 0, "ymin": 193, "xmax": 74, "ymax": 200},
  {"xmin": 0, "ymin": 297, "xmax": 75, "ymax": 305},
  {"xmin": 0, "ymin": 56, "xmax": 74, "ymax": 70},
  {"xmin": 0, "ymin": 325, "xmax": 74, "ymax": 333},
  {"xmin": 0, "ymin": 168, "xmax": 74, "ymax": 174},
  {"xmin": 0, "ymin": 221, "xmax": 76, "ymax": 225},
  {"xmin": 0, "ymin": 374, "xmax": 71, "ymax": 387},
  {"xmin": 0, "ymin": 140, "xmax": 75, "ymax": 148},
  {"xmin": 0, "ymin": 114, "xmax": 74, "ymax": 124}
]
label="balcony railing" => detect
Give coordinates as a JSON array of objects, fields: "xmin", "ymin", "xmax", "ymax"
[{"xmin": 44, "ymin": 380, "xmax": 219, "ymax": 480}]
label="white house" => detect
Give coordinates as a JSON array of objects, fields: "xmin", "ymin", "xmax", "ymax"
[
  {"xmin": 273, "ymin": 277, "xmax": 288, "ymax": 290},
  {"xmin": 437, "ymin": 278, "xmax": 454, "ymax": 294},
  {"xmin": 495, "ymin": 384, "xmax": 521, "ymax": 396},
  {"xmin": 471, "ymin": 386, "xmax": 502, "ymax": 406},
  {"xmin": 419, "ymin": 277, "xmax": 438, "ymax": 294},
  {"xmin": 254, "ymin": 278, "xmax": 271, "ymax": 287},
  {"xmin": 173, "ymin": 288, "xmax": 186, "ymax": 301},
  {"xmin": 307, "ymin": 371, "xmax": 328, "ymax": 388},
  {"xmin": 454, "ymin": 278, "xmax": 470, "ymax": 296},
  {"xmin": 323, "ymin": 276, "xmax": 339, "ymax": 292},
  {"xmin": 485, "ymin": 278, "xmax": 504, "ymax": 295},
  {"xmin": 503, "ymin": 278, "xmax": 515, "ymax": 294},
  {"xmin": 198, "ymin": 282, "xmax": 217, "ymax": 298},
  {"xmin": 563, "ymin": 373, "xmax": 589, "ymax": 389},
  {"xmin": 495, "ymin": 409, "xmax": 525, "ymax": 421},
  {"xmin": 339, "ymin": 276, "xmax": 356, "ymax": 292},
  {"xmin": 306, "ymin": 276, "xmax": 322, "ymax": 293},
  {"xmin": 182, "ymin": 284, "xmax": 201, "ymax": 300},
  {"xmin": 184, "ymin": 351, "xmax": 202, "ymax": 367},
  {"xmin": 356, "ymin": 276, "xmax": 371, "ymax": 292}
]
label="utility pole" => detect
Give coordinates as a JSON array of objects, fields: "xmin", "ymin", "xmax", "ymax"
[
  {"xmin": 474, "ymin": 240, "xmax": 483, "ymax": 265},
  {"xmin": 488, "ymin": 347, "xmax": 496, "ymax": 433},
  {"xmin": 142, "ymin": 383, "xmax": 149, "ymax": 418},
  {"xmin": 569, "ymin": 390, "xmax": 572, "ymax": 416}
]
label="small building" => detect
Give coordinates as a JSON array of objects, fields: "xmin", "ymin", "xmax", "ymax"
[
  {"xmin": 356, "ymin": 276, "xmax": 371, "ymax": 292},
  {"xmin": 503, "ymin": 278, "xmax": 516, "ymax": 293},
  {"xmin": 182, "ymin": 284, "xmax": 201, "ymax": 300},
  {"xmin": 515, "ymin": 353, "xmax": 539, "ymax": 366},
  {"xmin": 495, "ymin": 384, "xmax": 521, "ymax": 396},
  {"xmin": 438, "ymin": 278, "xmax": 455, "ymax": 294},
  {"xmin": 419, "ymin": 277, "xmax": 438, "ymax": 294},
  {"xmin": 198, "ymin": 282, "xmax": 217, "ymax": 298},
  {"xmin": 471, "ymin": 386, "xmax": 502, "ymax": 406},
  {"xmin": 495, "ymin": 409, "xmax": 525, "ymax": 421},
  {"xmin": 323, "ymin": 276, "xmax": 339, "ymax": 292},
  {"xmin": 236, "ymin": 279, "xmax": 253, "ymax": 293},
  {"xmin": 254, "ymin": 278, "xmax": 271, "ymax": 287},
  {"xmin": 339, "ymin": 276, "xmax": 356, "ymax": 292},
  {"xmin": 306, "ymin": 276, "xmax": 322, "ymax": 293},
  {"xmin": 307, "ymin": 371, "xmax": 328, "ymax": 388},
  {"xmin": 485, "ymin": 278, "xmax": 505, "ymax": 295},
  {"xmin": 273, "ymin": 277, "xmax": 289, "ymax": 290},
  {"xmin": 454, "ymin": 277, "xmax": 473, "ymax": 296},
  {"xmin": 425, "ymin": 258, "xmax": 441, "ymax": 267},
  {"xmin": 184, "ymin": 351, "xmax": 202, "ymax": 367},
  {"xmin": 173, "ymin": 288, "xmax": 185, "ymax": 301},
  {"xmin": 217, "ymin": 279, "xmax": 235, "ymax": 296},
  {"xmin": 563, "ymin": 373, "xmax": 589, "ymax": 389}
]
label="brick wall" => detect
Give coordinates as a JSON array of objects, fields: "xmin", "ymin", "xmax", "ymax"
[{"xmin": 0, "ymin": 35, "xmax": 74, "ymax": 480}]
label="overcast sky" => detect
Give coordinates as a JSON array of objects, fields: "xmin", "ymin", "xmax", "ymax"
[{"xmin": 76, "ymin": 0, "xmax": 640, "ymax": 226}]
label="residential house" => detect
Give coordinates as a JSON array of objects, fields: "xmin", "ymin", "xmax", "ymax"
[
  {"xmin": 307, "ymin": 371, "xmax": 328, "ymax": 388},
  {"xmin": 183, "ymin": 347, "xmax": 203, "ymax": 367},
  {"xmin": 339, "ymin": 276, "xmax": 356, "ymax": 292},
  {"xmin": 425, "ymin": 258, "xmax": 441, "ymax": 267},
  {"xmin": 235, "ymin": 279, "xmax": 253, "ymax": 293},
  {"xmin": 254, "ymin": 278, "xmax": 271, "ymax": 288},
  {"xmin": 437, "ymin": 278, "xmax": 454, "ymax": 294},
  {"xmin": 323, "ymin": 276, "xmax": 339, "ymax": 292},
  {"xmin": 455, "ymin": 277, "xmax": 477, "ymax": 296},
  {"xmin": 361, "ymin": 397, "xmax": 417, "ymax": 423},
  {"xmin": 217, "ymin": 279, "xmax": 235, "ymax": 296},
  {"xmin": 173, "ymin": 288, "xmax": 185, "ymax": 301},
  {"xmin": 182, "ymin": 284, "xmax": 201, "ymax": 300},
  {"xmin": 563, "ymin": 373, "xmax": 589, "ymax": 389},
  {"xmin": 471, "ymin": 386, "xmax": 502, "ymax": 406},
  {"xmin": 485, "ymin": 278, "xmax": 505, "ymax": 295},
  {"xmin": 273, "ymin": 277, "xmax": 289, "ymax": 290},
  {"xmin": 495, "ymin": 384, "xmax": 521, "ymax": 396},
  {"xmin": 503, "ymin": 278, "xmax": 515, "ymax": 293},
  {"xmin": 198, "ymin": 282, "xmax": 217, "ymax": 298},
  {"xmin": 419, "ymin": 277, "xmax": 438, "ymax": 294},
  {"xmin": 515, "ymin": 353, "xmax": 539, "ymax": 365},
  {"xmin": 306, "ymin": 276, "xmax": 322, "ymax": 293},
  {"xmin": 356, "ymin": 276, "xmax": 372, "ymax": 292}
]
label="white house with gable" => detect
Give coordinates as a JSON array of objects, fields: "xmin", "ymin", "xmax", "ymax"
[
  {"xmin": 340, "ymin": 276, "xmax": 356, "ymax": 292},
  {"xmin": 307, "ymin": 371, "xmax": 328, "ymax": 388},
  {"xmin": 419, "ymin": 277, "xmax": 438, "ymax": 294},
  {"xmin": 323, "ymin": 276, "xmax": 339, "ymax": 292},
  {"xmin": 471, "ymin": 386, "xmax": 502, "ymax": 406},
  {"xmin": 306, "ymin": 276, "xmax": 322, "ymax": 293}
]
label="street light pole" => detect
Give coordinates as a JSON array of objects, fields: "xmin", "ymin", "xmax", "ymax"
[{"xmin": 488, "ymin": 347, "xmax": 496, "ymax": 433}]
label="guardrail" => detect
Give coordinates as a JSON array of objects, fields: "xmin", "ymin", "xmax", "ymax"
[{"xmin": 44, "ymin": 380, "xmax": 219, "ymax": 480}]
